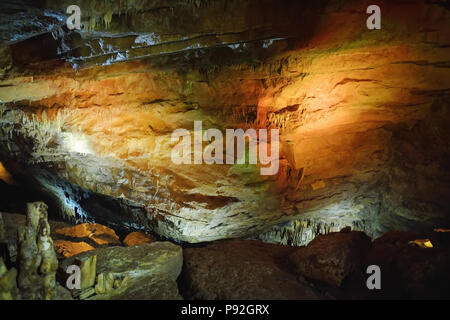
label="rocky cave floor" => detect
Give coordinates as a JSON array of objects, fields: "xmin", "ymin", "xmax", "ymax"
[{"xmin": 1, "ymin": 199, "xmax": 450, "ymax": 300}]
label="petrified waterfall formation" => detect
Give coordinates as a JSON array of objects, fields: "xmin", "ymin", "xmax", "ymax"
[{"xmin": 0, "ymin": 0, "xmax": 449, "ymax": 244}]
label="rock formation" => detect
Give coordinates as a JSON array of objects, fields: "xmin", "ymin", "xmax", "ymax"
[
  {"xmin": 364, "ymin": 230, "xmax": 450, "ymax": 299},
  {"xmin": 1, "ymin": 202, "xmax": 449, "ymax": 299},
  {"xmin": 52, "ymin": 223, "xmax": 121, "ymax": 258},
  {"xmin": 0, "ymin": 0, "xmax": 448, "ymax": 244},
  {"xmin": 180, "ymin": 240, "xmax": 321, "ymax": 300},
  {"xmin": 16, "ymin": 202, "xmax": 59, "ymax": 300},
  {"xmin": 123, "ymin": 231, "xmax": 154, "ymax": 247},
  {"xmin": 60, "ymin": 241, "xmax": 184, "ymax": 300},
  {"xmin": 288, "ymin": 229, "xmax": 372, "ymax": 287},
  {"xmin": 0, "ymin": 257, "xmax": 18, "ymax": 300}
]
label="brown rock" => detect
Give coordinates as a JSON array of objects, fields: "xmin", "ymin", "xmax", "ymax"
[
  {"xmin": 289, "ymin": 231, "xmax": 372, "ymax": 287},
  {"xmin": 430, "ymin": 228, "xmax": 450, "ymax": 249},
  {"xmin": 52, "ymin": 223, "xmax": 121, "ymax": 258},
  {"xmin": 180, "ymin": 240, "xmax": 321, "ymax": 300},
  {"xmin": 123, "ymin": 231, "xmax": 154, "ymax": 247},
  {"xmin": 364, "ymin": 230, "xmax": 450, "ymax": 299},
  {"xmin": 364, "ymin": 230, "xmax": 426, "ymax": 266}
]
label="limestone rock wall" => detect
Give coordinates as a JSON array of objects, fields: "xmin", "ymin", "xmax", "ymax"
[{"xmin": 0, "ymin": 0, "xmax": 449, "ymax": 243}]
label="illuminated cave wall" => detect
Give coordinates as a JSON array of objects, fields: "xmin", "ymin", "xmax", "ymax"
[{"xmin": 0, "ymin": 0, "xmax": 449, "ymax": 244}]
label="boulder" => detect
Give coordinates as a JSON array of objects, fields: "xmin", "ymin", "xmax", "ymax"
[
  {"xmin": 62, "ymin": 242, "xmax": 182, "ymax": 280},
  {"xmin": 289, "ymin": 230, "xmax": 372, "ymax": 287},
  {"xmin": 365, "ymin": 230, "xmax": 450, "ymax": 299},
  {"xmin": 90, "ymin": 273, "xmax": 182, "ymax": 300},
  {"xmin": 60, "ymin": 241, "xmax": 183, "ymax": 300},
  {"xmin": 123, "ymin": 231, "xmax": 154, "ymax": 247},
  {"xmin": 180, "ymin": 240, "xmax": 321, "ymax": 300}
]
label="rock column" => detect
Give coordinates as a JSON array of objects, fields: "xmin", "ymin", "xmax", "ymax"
[{"xmin": 17, "ymin": 202, "xmax": 58, "ymax": 300}]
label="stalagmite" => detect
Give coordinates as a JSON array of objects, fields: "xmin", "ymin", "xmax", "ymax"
[
  {"xmin": 17, "ymin": 202, "xmax": 59, "ymax": 300},
  {"xmin": 0, "ymin": 257, "xmax": 18, "ymax": 300},
  {"xmin": 76, "ymin": 255, "xmax": 97, "ymax": 290}
]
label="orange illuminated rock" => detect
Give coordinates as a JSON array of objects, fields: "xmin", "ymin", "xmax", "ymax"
[
  {"xmin": 0, "ymin": 162, "xmax": 15, "ymax": 185},
  {"xmin": 53, "ymin": 223, "xmax": 120, "ymax": 246},
  {"xmin": 53, "ymin": 240, "xmax": 96, "ymax": 258},
  {"xmin": 408, "ymin": 239, "xmax": 433, "ymax": 249},
  {"xmin": 123, "ymin": 232, "xmax": 154, "ymax": 247},
  {"xmin": 52, "ymin": 223, "xmax": 121, "ymax": 258}
]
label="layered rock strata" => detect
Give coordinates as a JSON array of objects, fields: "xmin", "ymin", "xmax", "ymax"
[{"xmin": 0, "ymin": 0, "xmax": 448, "ymax": 243}]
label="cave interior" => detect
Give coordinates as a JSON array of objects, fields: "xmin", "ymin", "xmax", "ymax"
[{"xmin": 0, "ymin": 0, "xmax": 450, "ymax": 300}]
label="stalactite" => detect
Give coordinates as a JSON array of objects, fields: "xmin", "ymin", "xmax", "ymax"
[
  {"xmin": 254, "ymin": 218, "xmax": 367, "ymax": 246},
  {"xmin": 104, "ymin": 10, "xmax": 113, "ymax": 29}
]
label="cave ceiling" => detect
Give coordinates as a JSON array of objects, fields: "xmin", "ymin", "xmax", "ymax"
[{"xmin": 0, "ymin": 0, "xmax": 449, "ymax": 243}]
